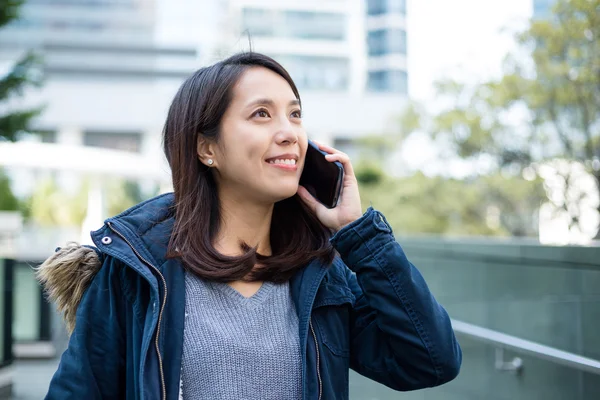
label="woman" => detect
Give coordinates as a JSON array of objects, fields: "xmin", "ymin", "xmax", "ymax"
[{"xmin": 38, "ymin": 52, "xmax": 461, "ymax": 400}]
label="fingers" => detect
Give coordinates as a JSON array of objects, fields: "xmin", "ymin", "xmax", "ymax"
[
  {"xmin": 325, "ymin": 152, "xmax": 355, "ymax": 179},
  {"xmin": 311, "ymin": 140, "xmax": 356, "ymax": 183},
  {"xmin": 312, "ymin": 141, "xmax": 342, "ymax": 156},
  {"xmin": 312, "ymin": 141, "xmax": 355, "ymax": 176}
]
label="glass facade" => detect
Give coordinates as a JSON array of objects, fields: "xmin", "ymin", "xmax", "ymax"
[
  {"xmin": 13, "ymin": 267, "xmax": 41, "ymax": 342},
  {"xmin": 367, "ymin": 29, "xmax": 406, "ymax": 56},
  {"xmin": 7, "ymin": 0, "xmax": 153, "ymax": 37},
  {"xmin": 275, "ymin": 55, "xmax": 349, "ymax": 91},
  {"xmin": 367, "ymin": 70, "xmax": 408, "ymax": 94},
  {"xmin": 242, "ymin": 9, "xmax": 346, "ymax": 40},
  {"xmin": 84, "ymin": 131, "xmax": 142, "ymax": 153},
  {"xmin": 367, "ymin": 0, "xmax": 406, "ymax": 16},
  {"xmin": 38, "ymin": 130, "xmax": 57, "ymax": 143},
  {"xmin": 10, "ymin": 16, "xmax": 150, "ymax": 33},
  {"xmin": 241, "ymin": 8, "xmax": 273, "ymax": 37},
  {"xmin": 27, "ymin": 0, "xmax": 140, "ymax": 7}
]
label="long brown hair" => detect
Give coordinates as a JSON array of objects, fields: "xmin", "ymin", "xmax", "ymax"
[{"xmin": 163, "ymin": 52, "xmax": 334, "ymax": 282}]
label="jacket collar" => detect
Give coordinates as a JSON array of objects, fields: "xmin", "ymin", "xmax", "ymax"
[{"xmin": 90, "ymin": 193, "xmax": 174, "ymax": 272}]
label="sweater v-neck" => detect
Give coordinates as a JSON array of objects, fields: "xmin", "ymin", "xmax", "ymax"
[{"xmin": 208, "ymin": 280, "xmax": 276, "ymax": 308}]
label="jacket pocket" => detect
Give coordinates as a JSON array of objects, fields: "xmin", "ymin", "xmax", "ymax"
[{"xmin": 312, "ymin": 283, "xmax": 355, "ymax": 357}]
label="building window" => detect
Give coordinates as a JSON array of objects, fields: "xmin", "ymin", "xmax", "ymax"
[
  {"xmin": 13, "ymin": 265, "xmax": 41, "ymax": 342},
  {"xmin": 242, "ymin": 8, "xmax": 346, "ymax": 41},
  {"xmin": 28, "ymin": 0, "xmax": 137, "ymax": 7},
  {"xmin": 367, "ymin": 70, "xmax": 408, "ymax": 94},
  {"xmin": 284, "ymin": 11, "xmax": 345, "ymax": 40},
  {"xmin": 37, "ymin": 130, "xmax": 56, "ymax": 143},
  {"xmin": 275, "ymin": 55, "xmax": 349, "ymax": 91},
  {"xmin": 84, "ymin": 131, "xmax": 141, "ymax": 153},
  {"xmin": 367, "ymin": 29, "xmax": 407, "ymax": 56},
  {"xmin": 242, "ymin": 8, "xmax": 274, "ymax": 36},
  {"xmin": 333, "ymin": 137, "xmax": 361, "ymax": 161},
  {"xmin": 367, "ymin": 0, "xmax": 407, "ymax": 16}
]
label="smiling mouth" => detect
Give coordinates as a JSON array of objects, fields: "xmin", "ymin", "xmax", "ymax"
[
  {"xmin": 267, "ymin": 158, "xmax": 297, "ymax": 166},
  {"xmin": 265, "ymin": 156, "xmax": 298, "ymax": 171}
]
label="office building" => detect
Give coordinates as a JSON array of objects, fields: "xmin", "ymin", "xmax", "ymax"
[
  {"xmin": 0, "ymin": 0, "xmax": 205, "ymax": 157},
  {"xmin": 365, "ymin": 0, "xmax": 408, "ymax": 94},
  {"xmin": 1, "ymin": 0, "xmax": 410, "ymax": 201},
  {"xmin": 226, "ymin": 0, "xmax": 408, "ymax": 153}
]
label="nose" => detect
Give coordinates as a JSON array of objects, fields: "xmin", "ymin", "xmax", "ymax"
[{"xmin": 275, "ymin": 119, "xmax": 298, "ymax": 146}]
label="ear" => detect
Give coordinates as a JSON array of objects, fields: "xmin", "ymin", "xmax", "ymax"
[{"xmin": 197, "ymin": 136, "xmax": 218, "ymax": 167}]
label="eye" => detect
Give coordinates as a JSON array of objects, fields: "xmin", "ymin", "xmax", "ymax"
[
  {"xmin": 290, "ymin": 109, "xmax": 302, "ymax": 119},
  {"xmin": 252, "ymin": 108, "xmax": 270, "ymax": 118}
]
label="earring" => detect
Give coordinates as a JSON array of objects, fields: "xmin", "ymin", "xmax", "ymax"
[{"xmin": 207, "ymin": 159, "xmax": 214, "ymax": 166}]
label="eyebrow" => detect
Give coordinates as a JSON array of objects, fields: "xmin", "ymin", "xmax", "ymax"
[{"xmin": 246, "ymin": 98, "xmax": 301, "ymax": 108}]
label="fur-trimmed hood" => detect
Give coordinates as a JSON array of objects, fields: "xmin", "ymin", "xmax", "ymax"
[
  {"xmin": 36, "ymin": 193, "xmax": 176, "ymax": 335},
  {"xmin": 36, "ymin": 243, "xmax": 103, "ymax": 334}
]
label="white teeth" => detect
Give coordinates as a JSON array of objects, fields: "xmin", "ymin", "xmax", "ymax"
[{"xmin": 268, "ymin": 159, "xmax": 297, "ymax": 165}]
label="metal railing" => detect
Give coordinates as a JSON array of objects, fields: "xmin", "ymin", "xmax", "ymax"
[{"xmin": 451, "ymin": 319, "xmax": 600, "ymax": 375}]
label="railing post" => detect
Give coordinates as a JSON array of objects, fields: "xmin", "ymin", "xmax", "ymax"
[{"xmin": 494, "ymin": 347, "xmax": 524, "ymax": 375}]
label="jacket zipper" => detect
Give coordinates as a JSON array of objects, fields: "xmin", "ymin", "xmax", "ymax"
[
  {"xmin": 107, "ymin": 222, "xmax": 167, "ymax": 400},
  {"xmin": 309, "ymin": 318, "xmax": 322, "ymax": 400}
]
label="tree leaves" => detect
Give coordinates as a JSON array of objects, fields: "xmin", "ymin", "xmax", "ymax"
[
  {"xmin": 0, "ymin": 0, "xmax": 24, "ymax": 29},
  {"xmin": 359, "ymin": 172, "xmax": 545, "ymax": 237},
  {"xmin": 0, "ymin": 52, "xmax": 44, "ymax": 100},
  {"xmin": 0, "ymin": 107, "xmax": 43, "ymax": 141},
  {"xmin": 0, "ymin": 4, "xmax": 44, "ymax": 142},
  {"xmin": 0, "ymin": 169, "xmax": 19, "ymax": 211},
  {"xmin": 395, "ymin": 0, "xmax": 600, "ymax": 238}
]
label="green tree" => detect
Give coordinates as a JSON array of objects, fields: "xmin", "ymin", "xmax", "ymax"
[
  {"xmin": 25, "ymin": 177, "xmax": 87, "ymax": 226},
  {"xmin": 400, "ymin": 0, "xmax": 599, "ymax": 237},
  {"xmin": 0, "ymin": 0, "xmax": 43, "ymax": 142},
  {"xmin": 0, "ymin": 0, "xmax": 45, "ymax": 217},
  {"xmin": 106, "ymin": 179, "xmax": 152, "ymax": 217},
  {"xmin": 22, "ymin": 177, "xmax": 154, "ymax": 227},
  {"xmin": 358, "ymin": 172, "xmax": 544, "ymax": 237},
  {"xmin": 0, "ymin": 169, "xmax": 18, "ymax": 211},
  {"xmin": 354, "ymin": 162, "xmax": 385, "ymax": 185}
]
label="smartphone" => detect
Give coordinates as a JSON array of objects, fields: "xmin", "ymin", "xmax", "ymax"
[{"xmin": 299, "ymin": 141, "xmax": 344, "ymax": 208}]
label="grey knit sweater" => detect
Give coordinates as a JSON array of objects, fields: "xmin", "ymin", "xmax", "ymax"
[{"xmin": 181, "ymin": 271, "xmax": 302, "ymax": 399}]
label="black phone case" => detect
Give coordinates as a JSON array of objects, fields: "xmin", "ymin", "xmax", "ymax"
[{"xmin": 299, "ymin": 141, "xmax": 344, "ymax": 208}]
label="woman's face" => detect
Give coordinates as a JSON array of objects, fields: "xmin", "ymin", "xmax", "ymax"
[{"xmin": 203, "ymin": 67, "xmax": 308, "ymax": 205}]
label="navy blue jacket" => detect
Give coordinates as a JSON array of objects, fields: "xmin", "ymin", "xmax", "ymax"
[{"xmin": 44, "ymin": 193, "xmax": 461, "ymax": 399}]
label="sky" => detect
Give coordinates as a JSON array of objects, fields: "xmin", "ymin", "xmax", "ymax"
[{"xmin": 406, "ymin": 0, "xmax": 533, "ymax": 102}]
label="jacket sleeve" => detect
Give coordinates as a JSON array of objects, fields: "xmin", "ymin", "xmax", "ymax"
[
  {"xmin": 330, "ymin": 208, "xmax": 462, "ymax": 391},
  {"xmin": 45, "ymin": 256, "xmax": 126, "ymax": 399}
]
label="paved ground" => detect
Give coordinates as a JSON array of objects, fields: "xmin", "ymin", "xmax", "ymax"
[{"xmin": 11, "ymin": 359, "xmax": 59, "ymax": 400}]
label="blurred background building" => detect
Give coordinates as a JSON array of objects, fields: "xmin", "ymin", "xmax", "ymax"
[
  {"xmin": 365, "ymin": 0, "xmax": 407, "ymax": 94},
  {"xmin": 0, "ymin": 0, "xmax": 409, "ymax": 219},
  {"xmin": 226, "ymin": 0, "xmax": 409, "ymax": 155},
  {"xmin": 0, "ymin": 0, "xmax": 409, "ymax": 183}
]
